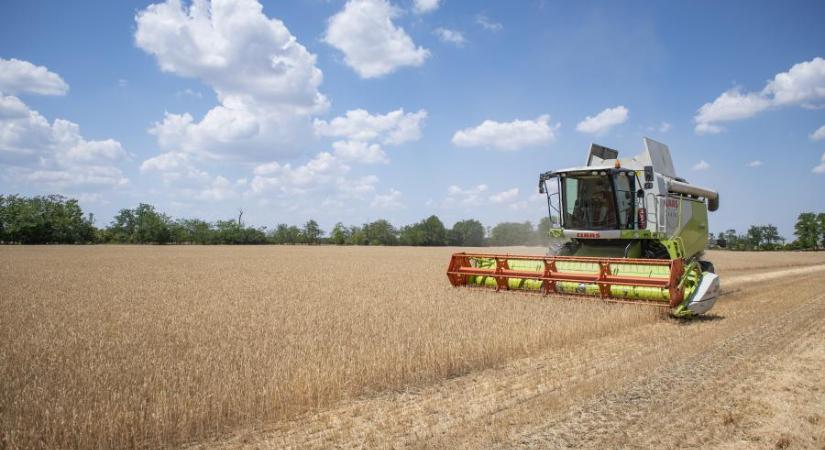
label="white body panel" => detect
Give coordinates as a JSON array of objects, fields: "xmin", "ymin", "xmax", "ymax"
[{"xmin": 685, "ymin": 273, "xmax": 720, "ymax": 315}]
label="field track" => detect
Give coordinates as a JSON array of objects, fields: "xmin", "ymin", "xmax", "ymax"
[{"xmin": 206, "ymin": 257, "xmax": 825, "ymax": 449}]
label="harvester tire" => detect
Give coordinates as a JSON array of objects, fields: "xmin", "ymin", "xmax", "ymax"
[
  {"xmin": 557, "ymin": 240, "xmax": 580, "ymax": 256},
  {"xmin": 699, "ymin": 260, "xmax": 715, "ymax": 273},
  {"xmin": 642, "ymin": 241, "xmax": 670, "ymax": 259}
]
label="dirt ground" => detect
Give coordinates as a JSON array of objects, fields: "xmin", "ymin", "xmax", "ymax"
[{"xmin": 201, "ymin": 250, "xmax": 825, "ymax": 449}]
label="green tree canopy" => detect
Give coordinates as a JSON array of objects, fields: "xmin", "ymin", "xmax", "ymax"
[
  {"xmin": 329, "ymin": 222, "xmax": 349, "ymax": 245},
  {"xmin": 0, "ymin": 194, "xmax": 94, "ymax": 244},
  {"xmin": 448, "ymin": 219, "xmax": 485, "ymax": 246},
  {"xmin": 363, "ymin": 219, "xmax": 398, "ymax": 245},
  {"xmin": 794, "ymin": 212, "xmax": 819, "ymax": 249},
  {"xmin": 490, "ymin": 221, "xmax": 534, "ymax": 246},
  {"xmin": 400, "ymin": 215, "xmax": 447, "ymax": 246},
  {"xmin": 301, "ymin": 220, "xmax": 322, "ymax": 244}
]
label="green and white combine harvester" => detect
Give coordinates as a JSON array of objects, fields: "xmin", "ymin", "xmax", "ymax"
[{"xmin": 446, "ymin": 138, "xmax": 721, "ymax": 317}]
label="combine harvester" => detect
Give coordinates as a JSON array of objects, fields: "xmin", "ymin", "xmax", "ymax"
[{"xmin": 447, "ymin": 138, "xmax": 721, "ymax": 317}]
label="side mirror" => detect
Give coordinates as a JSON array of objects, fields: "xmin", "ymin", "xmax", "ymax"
[{"xmin": 636, "ymin": 189, "xmax": 644, "ymax": 198}]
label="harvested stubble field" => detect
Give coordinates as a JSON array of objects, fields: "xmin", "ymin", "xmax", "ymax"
[{"xmin": 2, "ymin": 246, "xmax": 825, "ymax": 449}]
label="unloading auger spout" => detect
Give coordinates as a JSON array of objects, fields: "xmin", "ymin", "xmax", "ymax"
[{"xmin": 446, "ymin": 138, "xmax": 721, "ymax": 317}]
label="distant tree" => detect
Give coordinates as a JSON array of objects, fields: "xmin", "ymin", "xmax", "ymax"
[
  {"xmin": 761, "ymin": 225, "xmax": 782, "ymax": 250},
  {"xmin": 0, "ymin": 194, "xmax": 95, "ymax": 244},
  {"xmin": 400, "ymin": 215, "xmax": 447, "ymax": 246},
  {"xmin": 746, "ymin": 225, "xmax": 764, "ymax": 250},
  {"xmin": 175, "ymin": 218, "xmax": 213, "ymax": 244},
  {"xmin": 363, "ymin": 219, "xmax": 398, "ymax": 245},
  {"xmin": 818, "ymin": 213, "xmax": 825, "ymax": 249},
  {"xmin": 269, "ymin": 224, "xmax": 302, "ymax": 244},
  {"xmin": 448, "ymin": 219, "xmax": 485, "ymax": 246},
  {"xmin": 490, "ymin": 221, "xmax": 534, "ymax": 246},
  {"xmin": 329, "ymin": 222, "xmax": 349, "ymax": 245},
  {"xmin": 301, "ymin": 220, "xmax": 322, "ymax": 244},
  {"xmin": 347, "ymin": 225, "xmax": 368, "ymax": 245},
  {"xmin": 794, "ymin": 212, "xmax": 819, "ymax": 249}
]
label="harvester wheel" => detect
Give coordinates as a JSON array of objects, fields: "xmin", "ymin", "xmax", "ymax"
[
  {"xmin": 699, "ymin": 260, "xmax": 715, "ymax": 273},
  {"xmin": 555, "ymin": 240, "xmax": 580, "ymax": 256},
  {"xmin": 642, "ymin": 241, "xmax": 670, "ymax": 259}
]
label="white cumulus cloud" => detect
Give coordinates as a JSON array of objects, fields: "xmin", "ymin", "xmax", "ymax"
[
  {"xmin": 747, "ymin": 160, "xmax": 763, "ymax": 168},
  {"xmin": 331, "ymin": 140, "xmax": 388, "ymax": 164},
  {"xmin": 814, "ymin": 153, "xmax": 825, "ymax": 175},
  {"xmin": 413, "ymin": 0, "xmax": 439, "ymax": 14},
  {"xmin": 314, "ymin": 108, "xmax": 426, "ymax": 164},
  {"xmin": 324, "ymin": 0, "xmax": 430, "ymax": 78},
  {"xmin": 433, "ymin": 28, "xmax": 466, "ymax": 46},
  {"xmin": 489, "ymin": 188, "xmax": 519, "ymax": 204},
  {"xmin": 810, "ymin": 124, "xmax": 825, "ymax": 141},
  {"xmin": 371, "ymin": 188, "xmax": 403, "ymax": 209},
  {"xmin": 314, "ymin": 108, "xmax": 427, "ymax": 145},
  {"xmin": 475, "ymin": 14, "xmax": 502, "ymax": 31},
  {"xmin": 0, "ymin": 93, "xmax": 129, "ymax": 189},
  {"xmin": 445, "ymin": 184, "xmax": 488, "ymax": 207},
  {"xmin": 692, "ymin": 160, "xmax": 710, "ymax": 171},
  {"xmin": 248, "ymin": 152, "xmax": 381, "ymax": 206},
  {"xmin": 576, "ymin": 106, "xmax": 629, "ymax": 135},
  {"xmin": 451, "ymin": 115, "xmax": 559, "ymax": 151},
  {"xmin": 0, "ymin": 58, "xmax": 69, "ymax": 96},
  {"xmin": 136, "ymin": 0, "xmax": 328, "ymax": 161},
  {"xmin": 695, "ymin": 57, "xmax": 825, "ymax": 134}
]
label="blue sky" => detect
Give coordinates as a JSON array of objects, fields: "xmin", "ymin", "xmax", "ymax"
[{"xmin": 1, "ymin": 0, "xmax": 824, "ymax": 238}]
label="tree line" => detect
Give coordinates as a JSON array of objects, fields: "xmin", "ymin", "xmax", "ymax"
[
  {"xmin": 3, "ymin": 194, "xmax": 825, "ymax": 250},
  {"xmin": 708, "ymin": 212, "xmax": 825, "ymax": 251},
  {"xmin": 0, "ymin": 194, "xmax": 552, "ymax": 246}
]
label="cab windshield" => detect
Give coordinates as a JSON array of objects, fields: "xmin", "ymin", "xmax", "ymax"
[{"xmin": 561, "ymin": 172, "xmax": 635, "ymax": 230}]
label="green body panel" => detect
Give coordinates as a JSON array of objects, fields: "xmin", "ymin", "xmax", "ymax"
[
  {"xmin": 676, "ymin": 199, "xmax": 709, "ymax": 259},
  {"xmin": 466, "ymin": 257, "xmax": 699, "ymax": 303}
]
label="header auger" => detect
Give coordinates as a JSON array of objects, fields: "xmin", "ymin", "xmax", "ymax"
[{"xmin": 447, "ymin": 138, "xmax": 721, "ymax": 317}]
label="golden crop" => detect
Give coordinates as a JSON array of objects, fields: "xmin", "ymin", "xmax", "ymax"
[{"xmin": 2, "ymin": 246, "xmax": 825, "ymax": 449}]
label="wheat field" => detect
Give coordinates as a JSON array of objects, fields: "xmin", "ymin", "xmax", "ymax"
[{"xmin": 2, "ymin": 246, "xmax": 825, "ymax": 449}]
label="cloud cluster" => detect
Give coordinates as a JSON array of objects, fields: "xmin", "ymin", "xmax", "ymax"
[
  {"xmin": 811, "ymin": 124, "xmax": 825, "ymax": 141},
  {"xmin": 247, "ymin": 107, "xmax": 427, "ymax": 208},
  {"xmin": 248, "ymin": 151, "xmax": 399, "ymax": 209},
  {"xmin": 475, "ymin": 14, "xmax": 502, "ymax": 31},
  {"xmin": 134, "ymin": 0, "xmax": 411, "ymax": 213},
  {"xmin": 371, "ymin": 188, "xmax": 403, "ymax": 209},
  {"xmin": 489, "ymin": 188, "xmax": 519, "ymax": 204},
  {"xmin": 0, "ymin": 58, "xmax": 69, "ymax": 96},
  {"xmin": 695, "ymin": 57, "xmax": 825, "ymax": 134},
  {"xmin": 442, "ymin": 184, "xmax": 538, "ymax": 211},
  {"xmin": 692, "ymin": 160, "xmax": 710, "ymax": 171},
  {"xmin": 576, "ymin": 106, "xmax": 629, "ymax": 135},
  {"xmin": 413, "ymin": 0, "xmax": 440, "ymax": 14},
  {"xmin": 433, "ymin": 28, "xmax": 466, "ymax": 46},
  {"xmin": 136, "ymin": 0, "xmax": 328, "ymax": 161},
  {"xmin": 324, "ymin": 0, "xmax": 429, "ymax": 78},
  {"xmin": 0, "ymin": 61, "xmax": 128, "ymax": 192},
  {"xmin": 314, "ymin": 108, "xmax": 426, "ymax": 164},
  {"xmin": 445, "ymin": 184, "xmax": 488, "ymax": 207},
  {"xmin": 451, "ymin": 115, "xmax": 559, "ymax": 151},
  {"xmin": 814, "ymin": 153, "xmax": 825, "ymax": 175}
]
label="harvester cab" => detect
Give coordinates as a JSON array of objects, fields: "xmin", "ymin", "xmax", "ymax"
[{"xmin": 447, "ymin": 138, "xmax": 721, "ymax": 317}]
